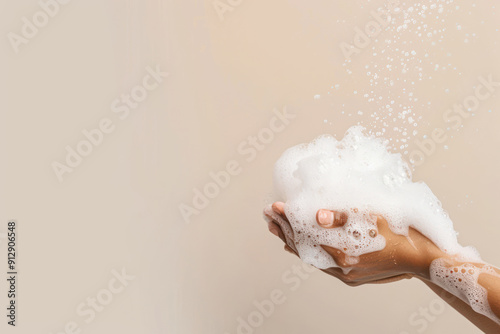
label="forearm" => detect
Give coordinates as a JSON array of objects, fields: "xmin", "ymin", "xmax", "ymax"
[
  {"xmin": 419, "ymin": 278, "xmax": 500, "ymax": 333},
  {"xmin": 415, "ymin": 255, "xmax": 500, "ymax": 333},
  {"xmin": 401, "ymin": 226, "xmax": 500, "ymax": 330},
  {"xmin": 479, "ymin": 271, "xmax": 500, "ymax": 320}
]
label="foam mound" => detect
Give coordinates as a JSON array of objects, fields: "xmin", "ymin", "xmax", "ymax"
[{"xmin": 264, "ymin": 126, "xmax": 480, "ymax": 269}]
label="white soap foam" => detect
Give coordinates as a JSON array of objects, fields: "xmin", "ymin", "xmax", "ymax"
[{"xmin": 265, "ymin": 126, "xmax": 480, "ymax": 270}]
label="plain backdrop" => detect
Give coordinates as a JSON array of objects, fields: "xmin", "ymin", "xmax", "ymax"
[{"xmin": 1, "ymin": 1, "xmax": 500, "ymax": 333}]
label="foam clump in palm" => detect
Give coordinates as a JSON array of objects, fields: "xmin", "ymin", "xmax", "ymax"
[{"xmin": 265, "ymin": 126, "xmax": 480, "ymax": 269}]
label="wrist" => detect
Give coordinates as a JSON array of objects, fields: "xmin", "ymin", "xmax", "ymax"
[
  {"xmin": 413, "ymin": 246, "xmax": 448, "ymax": 281},
  {"xmin": 402, "ymin": 230, "xmax": 450, "ymax": 280}
]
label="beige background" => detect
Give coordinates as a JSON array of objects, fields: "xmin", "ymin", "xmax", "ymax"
[{"xmin": 1, "ymin": 0, "xmax": 500, "ymax": 333}]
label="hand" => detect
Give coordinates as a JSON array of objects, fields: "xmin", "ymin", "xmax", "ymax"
[{"xmin": 265, "ymin": 202, "xmax": 445, "ymax": 286}]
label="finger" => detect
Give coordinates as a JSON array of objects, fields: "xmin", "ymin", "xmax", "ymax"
[
  {"xmin": 316, "ymin": 209, "xmax": 348, "ymax": 228},
  {"xmin": 367, "ymin": 274, "xmax": 413, "ymax": 285},
  {"xmin": 267, "ymin": 221, "xmax": 286, "ymax": 243},
  {"xmin": 323, "ymin": 269, "xmax": 411, "ymax": 286},
  {"xmin": 320, "ymin": 267, "xmax": 345, "ymax": 279},
  {"xmin": 320, "ymin": 245, "xmax": 351, "ymax": 268},
  {"xmin": 374, "ymin": 215, "xmax": 392, "ymax": 236},
  {"xmin": 267, "ymin": 221, "xmax": 280, "ymax": 237},
  {"xmin": 272, "ymin": 202, "xmax": 289, "ymax": 222},
  {"xmin": 320, "ymin": 267, "xmax": 365, "ymax": 287},
  {"xmin": 270, "ymin": 202, "xmax": 294, "ymax": 240},
  {"xmin": 266, "ymin": 203, "xmax": 298, "ymax": 253},
  {"xmin": 284, "ymin": 244, "xmax": 299, "ymax": 257}
]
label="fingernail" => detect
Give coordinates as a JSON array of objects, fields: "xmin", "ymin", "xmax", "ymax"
[{"xmin": 318, "ymin": 210, "xmax": 334, "ymax": 227}]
